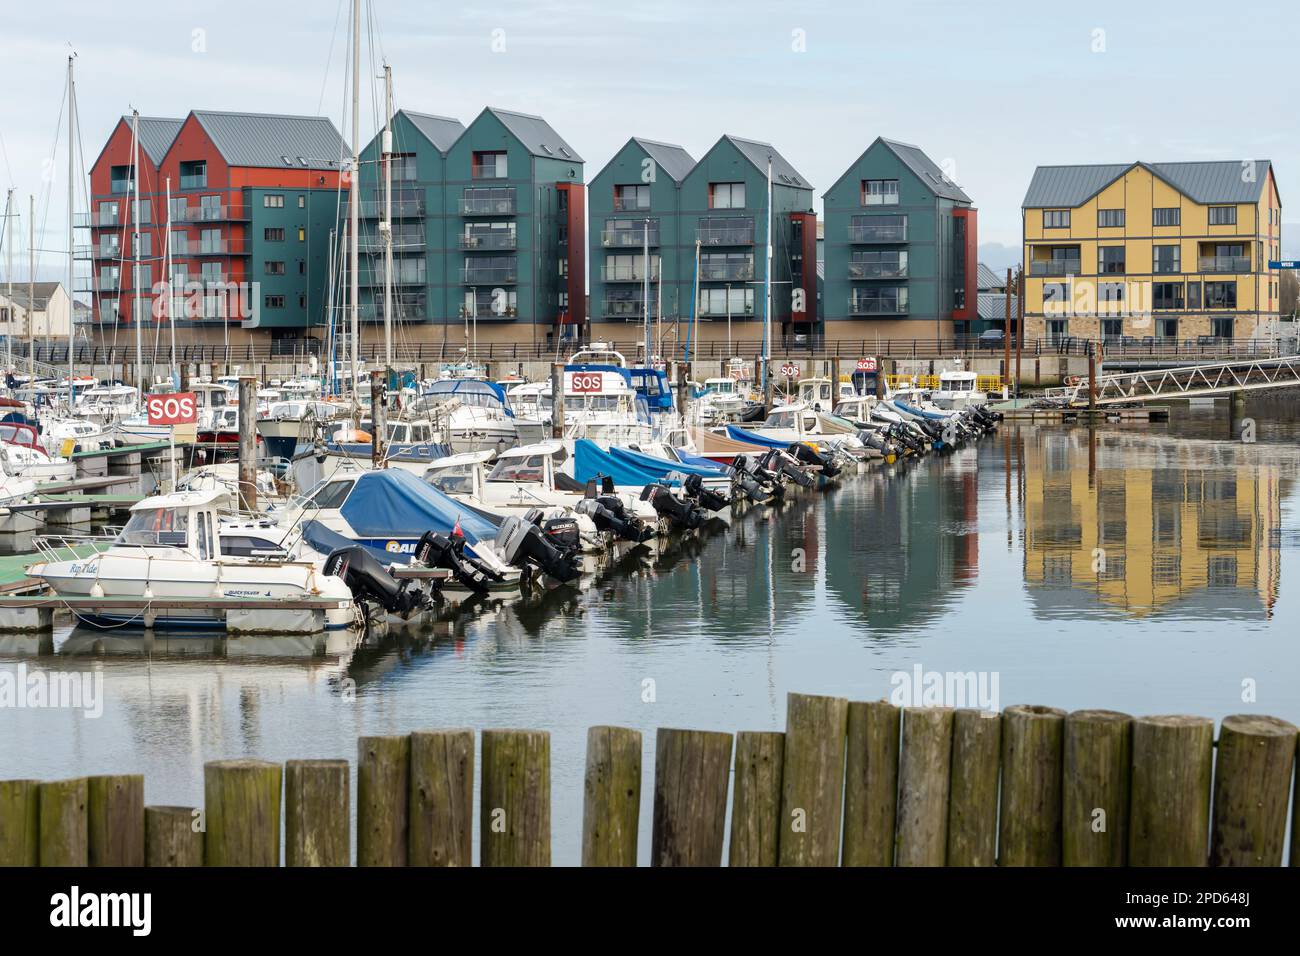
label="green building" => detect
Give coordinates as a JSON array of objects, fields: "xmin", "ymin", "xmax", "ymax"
[
  {"xmin": 588, "ymin": 134, "xmax": 817, "ymax": 355},
  {"xmin": 822, "ymin": 138, "xmax": 978, "ymax": 344},
  {"xmin": 355, "ymin": 106, "xmax": 585, "ymax": 351}
]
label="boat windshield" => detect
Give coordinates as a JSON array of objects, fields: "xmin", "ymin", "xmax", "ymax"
[
  {"xmin": 118, "ymin": 508, "xmax": 189, "ymax": 547},
  {"xmin": 487, "ymin": 454, "xmax": 547, "ymax": 482},
  {"xmin": 425, "ymin": 464, "xmax": 477, "ymax": 495},
  {"xmin": 707, "ymin": 380, "xmax": 735, "ymax": 394},
  {"xmin": 764, "ymin": 411, "xmax": 798, "ymax": 429}
]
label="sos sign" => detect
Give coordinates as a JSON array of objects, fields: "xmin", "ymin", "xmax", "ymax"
[
  {"xmin": 570, "ymin": 372, "xmax": 603, "ymax": 393},
  {"xmin": 856, "ymin": 357, "xmax": 878, "ymax": 372},
  {"xmin": 146, "ymin": 392, "xmax": 198, "ymax": 426}
]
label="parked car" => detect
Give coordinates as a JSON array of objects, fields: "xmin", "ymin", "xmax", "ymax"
[{"xmin": 977, "ymin": 329, "xmax": 1005, "ymax": 350}]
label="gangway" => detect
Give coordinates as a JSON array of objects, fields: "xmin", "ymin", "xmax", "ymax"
[{"xmin": 1044, "ymin": 355, "xmax": 1300, "ymax": 406}]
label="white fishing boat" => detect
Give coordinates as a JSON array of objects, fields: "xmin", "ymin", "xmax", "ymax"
[
  {"xmin": 930, "ymin": 367, "xmax": 988, "ymax": 410},
  {"xmin": 75, "ymin": 384, "xmax": 139, "ymax": 426},
  {"xmin": 413, "ymin": 378, "xmax": 519, "ymax": 453}
]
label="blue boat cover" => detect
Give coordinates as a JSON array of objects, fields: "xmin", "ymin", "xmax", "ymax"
[
  {"xmin": 891, "ymin": 399, "xmax": 948, "ymax": 421},
  {"xmin": 725, "ymin": 424, "xmax": 793, "ymax": 449},
  {"xmin": 573, "ymin": 439, "xmax": 726, "ymax": 487},
  {"xmin": 423, "ymin": 378, "xmax": 512, "ymax": 415},
  {"xmin": 300, "ymin": 519, "xmax": 396, "ymax": 565},
  {"xmin": 339, "ymin": 468, "xmax": 498, "ymax": 543}
]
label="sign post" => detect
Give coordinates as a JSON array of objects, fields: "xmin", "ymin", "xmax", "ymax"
[{"xmin": 146, "ymin": 391, "xmax": 197, "ymax": 491}]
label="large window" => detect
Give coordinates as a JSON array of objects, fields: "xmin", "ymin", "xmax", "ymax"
[
  {"xmin": 1187, "ymin": 281, "xmax": 1201, "ymax": 309},
  {"xmin": 1101, "ymin": 318, "xmax": 1123, "ymax": 340},
  {"xmin": 709, "ymin": 182, "xmax": 746, "ymax": 209},
  {"xmin": 179, "ymin": 160, "xmax": 207, "ymax": 190},
  {"xmin": 1204, "ymin": 281, "xmax": 1237, "ymax": 309},
  {"xmin": 698, "ymin": 286, "xmax": 754, "ymax": 316},
  {"xmin": 1152, "ymin": 282, "xmax": 1184, "ymax": 310},
  {"xmin": 1042, "ymin": 209, "xmax": 1070, "ymax": 229},
  {"xmin": 1208, "ymin": 206, "xmax": 1237, "ymax": 226},
  {"xmin": 110, "ymin": 165, "xmax": 135, "ymax": 195},
  {"xmin": 1098, "ymin": 282, "xmax": 1125, "ymax": 304},
  {"xmin": 1042, "ymin": 282, "xmax": 1070, "ymax": 310},
  {"xmin": 1212, "ymin": 317, "xmax": 1234, "ymax": 339},
  {"xmin": 118, "ymin": 508, "xmax": 188, "ymax": 547},
  {"xmin": 1098, "ymin": 246, "xmax": 1126, "ymax": 274},
  {"xmin": 264, "ymin": 194, "xmax": 284, "ymax": 208},
  {"xmin": 1097, "ymin": 209, "xmax": 1125, "ymax": 228},
  {"xmin": 472, "ymin": 151, "xmax": 508, "ymax": 179},
  {"xmin": 849, "ymin": 249, "xmax": 908, "ymax": 279},
  {"xmin": 1153, "ymin": 244, "xmax": 1180, "ymax": 274},
  {"xmin": 614, "ymin": 184, "xmax": 650, "ymax": 210},
  {"xmin": 849, "ymin": 286, "xmax": 908, "ymax": 314},
  {"xmin": 862, "ymin": 179, "xmax": 899, "ymax": 206},
  {"xmin": 392, "ymin": 153, "xmax": 417, "ymax": 181},
  {"xmin": 1153, "ymin": 207, "xmax": 1180, "ymax": 227},
  {"xmin": 699, "ymin": 251, "xmax": 753, "ymax": 281}
]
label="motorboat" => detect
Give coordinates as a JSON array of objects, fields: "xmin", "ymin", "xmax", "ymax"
[
  {"xmin": 75, "ymin": 384, "xmax": 139, "ymax": 426},
  {"xmin": 723, "ymin": 402, "xmax": 863, "ymax": 453},
  {"xmin": 695, "ymin": 377, "xmax": 748, "ymax": 422},
  {"xmin": 175, "ymin": 463, "xmax": 285, "ymax": 507},
  {"xmin": 931, "ymin": 367, "xmax": 988, "ymax": 410},
  {"xmin": 0, "ymin": 462, "xmax": 45, "ymax": 533},
  {"xmin": 506, "ymin": 382, "xmax": 549, "ymax": 444},
  {"xmin": 796, "ymin": 377, "xmax": 857, "ymax": 412},
  {"xmin": 258, "ymin": 399, "xmax": 349, "ymax": 464},
  {"xmin": 412, "ymin": 378, "xmax": 519, "ymax": 453},
  {"xmin": 0, "ymin": 440, "xmax": 76, "ymax": 484}
]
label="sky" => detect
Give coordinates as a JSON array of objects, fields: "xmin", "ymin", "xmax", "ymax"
[{"xmin": 1, "ymin": 0, "xmax": 1296, "ymax": 282}]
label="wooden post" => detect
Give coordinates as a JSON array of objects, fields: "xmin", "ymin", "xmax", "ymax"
[
  {"xmin": 550, "ymin": 362, "xmax": 564, "ymax": 439},
  {"xmin": 677, "ymin": 361, "xmax": 691, "ymax": 422},
  {"xmin": 88, "ymin": 774, "xmax": 144, "ymax": 867},
  {"xmin": 728, "ymin": 731, "xmax": 784, "ymax": 867},
  {"xmin": 144, "ymin": 806, "xmax": 203, "ymax": 867},
  {"xmin": 895, "ymin": 707, "xmax": 954, "ymax": 866},
  {"xmin": 369, "ymin": 368, "xmax": 387, "ymax": 468},
  {"xmin": 1062, "ymin": 709, "xmax": 1131, "ymax": 866},
  {"xmin": 1087, "ymin": 345, "xmax": 1097, "ymax": 413},
  {"xmin": 481, "ymin": 729, "xmax": 551, "ymax": 867},
  {"xmin": 842, "ymin": 699, "xmax": 900, "ymax": 867},
  {"xmin": 998, "ymin": 704, "xmax": 1066, "ymax": 866},
  {"xmin": 285, "ymin": 759, "xmax": 350, "ymax": 867},
  {"xmin": 409, "ymin": 729, "xmax": 475, "ymax": 867},
  {"xmin": 778, "ymin": 693, "xmax": 849, "ymax": 866},
  {"xmin": 0, "ymin": 780, "xmax": 40, "ymax": 866},
  {"xmin": 357, "ymin": 735, "xmax": 410, "ymax": 867},
  {"xmin": 1015, "ymin": 266, "xmax": 1024, "ymax": 396},
  {"xmin": 946, "ymin": 710, "xmax": 1001, "ymax": 866},
  {"xmin": 203, "ymin": 759, "xmax": 281, "ymax": 867},
  {"xmin": 1129, "ymin": 715, "xmax": 1213, "ymax": 866},
  {"xmin": 830, "ymin": 357, "xmax": 841, "ymax": 405},
  {"xmin": 651, "ymin": 728, "xmax": 732, "ymax": 867},
  {"xmin": 38, "ymin": 778, "xmax": 88, "ymax": 867},
  {"xmin": 1210, "ymin": 714, "xmax": 1297, "ymax": 866},
  {"xmin": 875, "ymin": 357, "xmax": 885, "ymax": 400},
  {"xmin": 1003, "ymin": 269, "xmax": 1012, "ymax": 394},
  {"xmin": 581, "ymin": 726, "xmax": 642, "ymax": 867},
  {"xmin": 237, "ymin": 375, "xmax": 257, "ymax": 512}
]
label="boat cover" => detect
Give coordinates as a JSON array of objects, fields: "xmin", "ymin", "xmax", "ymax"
[
  {"xmin": 725, "ymin": 424, "xmax": 795, "ymax": 449},
  {"xmin": 300, "ymin": 519, "xmax": 395, "ymax": 565},
  {"xmin": 573, "ymin": 439, "xmax": 725, "ymax": 487},
  {"xmin": 339, "ymin": 468, "xmax": 498, "ymax": 543},
  {"xmin": 424, "ymin": 378, "xmax": 512, "ymax": 414},
  {"xmin": 890, "ymin": 399, "xmax": 949, "ymax": 421}
]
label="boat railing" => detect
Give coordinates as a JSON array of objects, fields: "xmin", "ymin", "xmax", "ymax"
[{"xmin": 32, "ymin": 530, "xmax": 120, "ymax": 564}]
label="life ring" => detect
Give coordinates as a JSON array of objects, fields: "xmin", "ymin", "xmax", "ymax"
[{"xmin": 1064, "ymin": 375, "xmax": 1082, "ymax": 387}]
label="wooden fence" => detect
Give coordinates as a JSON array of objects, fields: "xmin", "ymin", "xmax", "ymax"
[{"xmin": 1, "ymin": 694, "xmax": 1297, "ymax": 866}]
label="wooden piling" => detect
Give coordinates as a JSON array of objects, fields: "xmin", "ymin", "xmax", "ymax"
[
  {"xmin": 144, "ymin": 806, "xmax": 203, "ymax": 867},
  {"xmin": 999, "ymin": 704, "xmax": 1066, "ymax": 866},
  {"xmin": 203, "ymin": 759, "xmax": 281, "ymax": 867},
  {"xmin": 87, "ymin": 774, "xmax": 144, "ymax": 867},
  {"xmin": 728, "ymin": 730, "xmax": 784, "ymax": 867},
  {"xmin": 651, "ymin": 728, "xmax": 732, "ymax": 867},
  {"xmin": 550, "ymin": 363, "xmax": 565, "ymax": 439},
  {"xmin": 842, "ymin": 700, "xmax": 900, "ymax": 867},
  {"xmin": 1129, "ymin": 715, "xmax": 1213, "ymax": 866},
  {"xmin": 357, "ymin": 735, "xmax": 410, "ymax": 867},
  {"xmin": 481, "ymin": 729, "xmax": 551, "ymax": 867},
  {"xmin": 0, "ymin": 780, "xmax": 40, "ymax": 866},
  {"xmin": 1062, "ymin": 709, "xmax": 1131, "ymax": 866},
  {"xmin": 38, "ymin": 778, "xmax": 88, "ymax": 867},
  {"xmin": 946, "ymin": 709, "xmax": 1001, "ymax": 866},
  {"xmin": 285, "ymin": 759, "xmax": 349, "ymax": 867},
  {"xmin": 581, "ymin": 726, "xmax": 642, "ymax": 867},
  {"xmin": 1210, "ymin": 715, "xmax": 1297, "ymax": 867},
  {"xmin": 778, "ymin": 693, "xmax": 848, "ymax": 866},
  {"xmin": 409, "ymin": 730, "xmax": 474, "ymax": 867},
  {"xmin": 237, "ymin": 375, "xmax": 258, "ymax": 511},
  {"xmin": 895, "ymin": 707, "xmax": 954, "ymax": 866}
]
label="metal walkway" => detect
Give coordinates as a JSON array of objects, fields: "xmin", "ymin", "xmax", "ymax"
[{"xmin": 1044, "ymin": 355, "xmax": 1300, "ymax": 405}]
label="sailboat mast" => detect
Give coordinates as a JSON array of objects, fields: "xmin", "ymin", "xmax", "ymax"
[
  {"xmin": 348, "ymin": 0, "xmax": 360, "ymax": 402},
  {"xmin": 641, "ymin": 217, "xmax": 650, "ymax": 365},
  {"xmin": 382, "ymin": 64, "xmax": 393, "ymax": 368},
  {"xmin": 5, "ymin": 188, "xmax": 13, "ymax": 374},
  {"xmin": 27, "ymin": 195, "xmax": 34, "ymax": 385},
  {"xmin": 131, "ymin": 110, "xmax": 143, "ymax": 392},
  {"xmin": 66, "ymin": 54, "xmax": 76, "ymax": 406},
  {"xmin": 763, "ymin": 157, "xmax": 772, "ymax": 394}
]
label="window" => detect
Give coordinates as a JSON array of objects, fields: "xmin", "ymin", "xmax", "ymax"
[
  {"xmin": 472, "ymin": 151, "xmax": 508, "ymax": 179},
  {"xmin": 1153, "ymin": 207, "xmax": 1180, "ymax": 227},
  {"xmin": 1042, "ymin": 282, "xmax": 1070, "ymax": 311},
  {"xmin": 110, "ymin": 164, "xmax": 135, "ymax": 195},
  {"xmin": 862, "ymin": 179, "xmax": 900, "ymax": 206},
  {"xmin": 1098, "ymin": 246, "xmax": 1126, "ymax": 274},
  {"xmin": 199, "ymin": 228, "xmax": 221, "ymax": 254},
  {"xmin": 1204, "ymin": 281, "xmax": 1237, "ymax": 308},
  {"xmin": 265, "ymin": 261, "xmax": 286, "ymax": 276},
  {"xmin": 699, "ymin": 251, "xmax": 753, "ymax": 280},
  {"xmin": 168, "ymin": 197, "xmax": 188, "ymax": 222},
  {"xmin": 135, "ymin": 201, "xmax": 153, "ymax": 224},
  {"xmin": 392, "ymin": 154, "xmax": 417, "ymax": 182},
  {"xmin": 298, "ymin": 228, "xmax": 306, "ymax": 242},
  {"xmin": 1046, "ymin": 318, "xmax": 1068, "ymax": 341},
  {"xmin": 1043, "ymin": 210, "xmax": 1070, "ymax": 229},
  {"xmin": 710, "ymin": 182, "xmax": 746, "ymax": 209},
  {"xmin": 118, "ymin": 508, "xmax": 188, "ymax": 547},
  {"xmin": 1208, "ymin": 206, "xmax": 1236, "ymax": 226},
  {"xmin": 1098, "ymin": 282, "xmax": 1125, "ymax": 303},
  {"xmin": 1153, "ymin": 244, "xmax": 1180, "ymax": 274},
  {"xmin": 98, "ymin": 201, "xmax": 120, "ymax": 226},
  {"xmin": 698, "ymin": 286, "xmax": 754, "ymax": 316},
  {"xmin": 1158, "ymin": 317, "xmax": 1178, "ymax": 340},
  {"xmin": 264, "ymin": 194, "xmax": 285, "ymax": 208},
  {"xmin": 298, "ymin": 261, "xmax": 306, "ymax": 275},
  {"xmin": 1152, "ymin": 282, "xmax": 1184, "ymax": 310},
  {"xmin": 1212, "ymin": 317, "xmax": 1234, "ymax": 339},
  {"xmin": 1101, "ymin": 318, "xmax": 1123, "ymax": 340},
  {"xmin": 308, "ymin": 480, "xmax": 355, "ymax": 510},
  {"xmin": 221, "ymin": 536, "xmax": 287, "ymax": 557},
  {"xmin": 849, "ymin": 249, "xmax": 907, "ymax": 279},
  {"xmin": 132, "ymin": 233, "xmax": 152, "ymax": 257},
  {"xmin": 1097, "ymin": 209, "xmax": 1125, "ymax": 228},
  {"xmin": 264, "ymin": 295, "xmax": 285, "ymax": 309},
  {"xmin": 265, "ymin": 228, "xmax": 285, "ymax": 241},
  {"xmin": 180, "ymin": 160, "xmax": 207, "ymax": 190},
  {"xmin": 614, "ymin": 184, "xmax": 650, "ymax": 210},
  {"xmin": 1186, "ymin": 281, "xmax": 1201, "ymax": 310},
  {"xmin": 298, "ymin": 195, "xmax": 306, "ymax": 208},
  {"xmin": 134, "ymin": 264, "xmax": 151, "ymax": 290}
]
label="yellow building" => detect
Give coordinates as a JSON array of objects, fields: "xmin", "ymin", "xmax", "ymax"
[{"xmin": 1021, "ymin": 161, "xmax": 1282, "ymax": 343}]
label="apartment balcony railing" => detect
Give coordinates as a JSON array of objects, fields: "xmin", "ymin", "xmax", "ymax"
[
  {"xmin": 174, "ymin": 240, "xmax": 251, "ymax": 256},
  {"xmin": 470, "ymin": 167, "xmax": 508, "ymax": 180},
  {"xmin": 110, "ymin": 180, "xmax": 134, "ymax": 195},
  {"xmin": 1030, "ymin": 260, "xmax": 1082, "ymax": 276},
  {"xmin": 600, "ymin": 264, "xmax": 660, "ymax": 282},
  {"xmin": 699, "ymin": 304, "xmax": 756, "ymax": 318},
  {"xmin": 358, "ymin": 234, "xmax": 427, "ymax": 253},
  {"xmin": 179, "ymin": 205, "xmax": 250, "ymax": 222},
  {"xmin": 698, "ymin": 223, "xmax": 755, "ymax": 245},
  {"xmin": 848, "ymin": 262, "xmax": 908, "ymax": 279},
  {"xmin": 697, "ymin": 262, "xmax": 755, "ymax": 282},
  {"xmin": 459, "ymin": 233, "xmax": 517, "ymax": 250},
  {"xmin": 461, "ymin": 196, "xmax": 516, "ymax": 215},
  {"xmin": 95, "ymin": 208, "xmax": 121, "ymax": 227},
  {"xmin": 179, "ymin": 174, "xmax": 208, "ymax": 190},
  {"xmin": 359, "ymin": 198, "xmax": 425, "ymax": 218},
  {"xmin": 848, "ymin": 296, "xmax": 909, "ymax": 315},
  {"xmin": 848, "ymin": 223, "xmax": 907, "ymax": 243},
  {"xmin": 358, "ymin": 299, "xmax": 429, "ymax": 321},
  {"xmin": 91, "ymin": 245, "xmax": 121, "ymax": 260},
  {"xmin": 359, "ymin": 273, "xmax": 427, "ymax": 288},
  {"xmin": 602, "ymin": 299, "xmax": 657, "ymax": 319},
  {"xmin": 460, "ymin": 305, "xmax": 520, "ymax": 320},
  {"xmin": 601, "ymin": 228, "xmax": 659, "ymax": 247},
  {"xmin": 612, "ymin": 197, "xmax": 651, "ymax": 212},
  {"xmin": 461, "ymin": 266, "xmax": 518, "ymax": 284},
  {"xmin": 1199, "ymin": 256, "xmax": 1251, "ymax": 273}
]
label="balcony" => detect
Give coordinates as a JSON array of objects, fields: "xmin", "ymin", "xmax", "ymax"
[
  {"xmin": 1199, "ymin": 255, "xmax": 1250, "ymax": 273},
  {"xmin": 849, "ymin": 262, "xmax": 908, "ymax": 279},
  {"xmin": 698, "ymin": 222, "xmax": 755, "ymax": 245},
  {"xmin": 94, "ymin": 208, "xmax": 121, "ymax": 227},
  {"xmin": 359, "ymin": 272, "xmax": 427, "ymax": 288},
  {"xmin": 180, "ymin": 174, "xmax": 208, "ymax": 190},
  {"xmin": 359, "ymin": 198, "xmax": 425, "ymax": 218},
  {"xmin": 178, "ymin": 239, "xmax": 251, "ymax": 256},
  {"xmin": 459, "ymin": 232, "xmax": 517, "ymax": 251},
  {"xmin": 461, "ymin": 265, "xmax": 518, "ymax": 285},
  {"xmin": 358, "ymin": 233, "xmax": 427, "ymax": 253},
  {"xmin": 601, "ymin": 264, "xmax": 660, "ymax": 282},
  {"xmin": 110, "ymin": 179, "xmax": 134, "ymax": 196},
  {"xmin": 601, "ymin": 227, "xmax": 659, "ymax": 248},
  {"xmin": 602, "ymin": 299, "xmax": 657, "ymax": 319},
  {"xmin": 699, "ymin": 303, "xmax": 755, "ymax": 318},
  {"xmin": 461, "ymin": 305, "xmax": 520, "ymax": 320},
  {"xmin": 1030, "ymin": 259, "xmax": 1082, "ymax": 277},
  {"xmin": 848, "ymin": 295, "xmax": 908, "ymax": 315},
  {"xmin": 461, "ymin": 195, "xmax": 516, "ymax": 216},
  {"xmin": 848, "ymin": 223, "xmax": 907, "ymax": 243},
  {"xmin": 179, "ymin": 205, "xmax": 250, "ymax": 223},
  {"xmin": 91, "ymin": 245, "xmax": 122, "ymax": 261},
  {"xmin": 613, "ymin": 196, "xmax": 651, "ymax": 212},
  {"xmin": 699, "ymin": 261, "xmax": 755, "ymax": 282}
]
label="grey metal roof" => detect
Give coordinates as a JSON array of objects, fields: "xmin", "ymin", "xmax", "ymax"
[
  {"xmin": 2, "ymin": 281, "xmax": 65, "ymax": 310},
  {"xmin": 879, "ymin": 139, "xmax": 971, "ymax": 203},
  {"xmin": 125, "ymin": 116, "xmax": 184, "ymax": 165},
  {"xmin": 977, "ymin": 292, "xmax": 1019, "ymax": 321},
  {"xmin": 190, "ymin": 110, "xmax": 346, "ymax": 171},
  {"xmin": 1023, "ymin": 161, "xmax": 1272, "ymax": 208},
  {"xmin": 400, "ymin": 110, "xmax": 466, "ymax": 152},
  {"xmin": 485, "ymin": 107, "xmax": 582, "ymax": 163},
  {"xmin": 977, "ymin": 262, "xmax": 1005, "ymax": 291},
  {"xmin": 723, "ymin": 135, "xmax": 811, "ymax": 190},
  {"xmin": 632, "ymin": 138, "xmax": 695, "ymax": 183}
]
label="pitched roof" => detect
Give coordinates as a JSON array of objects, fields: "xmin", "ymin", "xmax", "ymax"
[
  {"xmin": 722, "ymin": 135, "xmax": 811, "ymax": 189},
  {"xmin": 631, "ymin": 138, "xmax": 695, "ymax": 183},
  {"xmin": 126, "ymin": 116, "xmax": 184, "ymax": 166},
  {"xmin": 2, "ymin": 281, "xmax": 65, "ymax": 310},
  {"xmin": 400, "ymin": 110, "xmax": 466, "ymax": 152},
  {"xmin": 189, "ymin": 110, "xmax": 347, "ymax": 171},
  {"xmin": 484, "ymin": 107, "xmax": 582, "ymax": 162},
  {"xmin": 878, "ymin": 139, "xmax": 971, "ymax": 203},
  {"xmin": 1023, "ymin": 160, "xmax": 1274, "ymax": 208},
  {"xmin": 977, "ymin": 262, "xmax": 1005, "ymax": 291},
  {"xmin": 977, "ymin": 292, "xmax": 1019, "ymax": 321}
]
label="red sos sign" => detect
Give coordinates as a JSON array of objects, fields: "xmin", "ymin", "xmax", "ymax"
[
  {"xmin": 570, "ymin": 373, "xmax": 603, "ymax": 393},
  {"xmin": 146, "ymin": 392, "xmax": 198, "ymax": 426}
]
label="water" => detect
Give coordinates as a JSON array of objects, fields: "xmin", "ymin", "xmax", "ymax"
[{"xmin": 3, "ymin": 396, "xmax": 1298, "ymax": 864}]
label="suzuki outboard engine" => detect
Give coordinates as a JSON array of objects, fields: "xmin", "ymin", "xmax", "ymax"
[
  {"xmin": 786, "ymin": 442, "xmax": 841, "ymax": 478},
  {"xmin": 494, "ymin": 514, "xmax": 583, "ymax": 583},
  {"xmin": 732, "ymin": 454, "xmax": 785, "ymax": 504},
  {"xmin": 415, "ymin": 530, "xmax": 504, "ymax": 594},
  {"xmin": 682, "ymin": 473, "xmax": 730, "ymax": 513},
  {"xmin": 575, "ymin": 496, "xmax": 653, "ymax": 543},
  {"xmin": 531, "ymin": 508, "xmax": 582, "ymax": 554},
  {"xmin": 324, "ymin": 545, "xmax": 427, "ymax": 616},
  {"xmin": 639, "ymin": 482, "xmax": 707, "ymax": 530}
]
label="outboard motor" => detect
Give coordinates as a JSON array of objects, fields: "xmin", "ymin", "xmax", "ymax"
[
  {"xmin": 762, "ymin": 448, "xmax": 816, "ymax": 489},
  {"xmin": 732, "ymin": 454, "xmax": 785, "ymax": 504},
  {"xmin": 682, "ymin": 473, "xmax": 730, "ymax": 513},
  {"xmin": 639, "ymin": 482, "xmax": 707, "ymax": 530},
  {"xmin": 324, "ymin": 545, "xmax": 427, "ymax": 616},
  {"xmin": 575, "ymin": 496, "xmax": 653, "ymax": 543},
  {"xmin": 786, "ymin": 442, "xmax": 842, "ymax": 479},
  {"xmin": 415, "ymin": 530, "xmax": 505, "ymax": 594},
  {"xmin": 494, "ymin": 514, "xmax": 583, "ymax": 583},
  {"xmin": 530, "ymin": 508, "xmax": 582, "ymax": 554}
]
